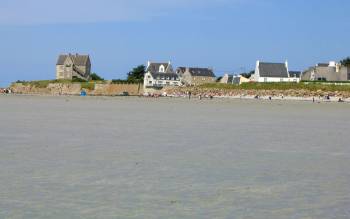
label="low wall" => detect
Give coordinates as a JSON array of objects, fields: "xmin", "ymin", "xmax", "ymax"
[
  {"xmin": 11, "ymin": 83, "xmax": 82, "ymax": 95},
  {"xmin": 10, "ymin": 83, "xmax": 143, "ymax": 96},
  {"xmin": 165, "ymin": 87, "xmax": 350, "ymax": 98},
  {"xmin": 93, "ymin": 84, "xmax": 143, "ymax": 96}
]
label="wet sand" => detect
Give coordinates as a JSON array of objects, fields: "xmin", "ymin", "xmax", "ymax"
[{"xmin": 0, "ymin": 95, "xmax": 350, "ymax": 218}]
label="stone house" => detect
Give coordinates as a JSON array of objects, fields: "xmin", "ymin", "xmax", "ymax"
[
  {"xmin": 176, "ymin": 67, "xmax": 216, "ymax": 86},
  {"xmin": 143, "ymin": 61, "xmax": 181, "ymax": 91},
  {"xmin": 301, "ymin": 61, "xmax": 350, "ymax": 81},
  {"xmin": 220, "ymin": 74, "xmax": 250, "ymax": 85},
  {"xmin": 251, "ymin": 61, "xmax": 300, "ymax": 83},
  {"xmin": 56, "ymin": 53, "xmax": 91, "ymax": 81}
]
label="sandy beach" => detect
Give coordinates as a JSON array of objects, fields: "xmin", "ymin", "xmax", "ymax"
[{"xmin": 1, "ymin": 95, "xmax": 350, "ymax": 218}]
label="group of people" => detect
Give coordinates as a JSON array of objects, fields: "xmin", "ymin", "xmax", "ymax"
[{"xmin": 0, "ymin": 88, "xmax": 12, "ymax": 94}]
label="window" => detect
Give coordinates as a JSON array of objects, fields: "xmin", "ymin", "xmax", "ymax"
[
  {"xmin": 264, "ymin": 78, "xmax": 267, "ymax": 82},
  {"xmin": 280, "ymin": 78, "xmax": 283, "ymax": 82},
  {"xmin": 149, "ymin": 81, "xmax": 152, "ymax": 84},
  {"xmin": 166, "ymin": 82, "xmax": 170, "ymax": 85},
  {"xmin": 159, "ymin": 65, "xmax": 165, "ymax": 73},
  {"xmin": 148, "ymin": 75, "xmax": 151, "ymax": 79}
]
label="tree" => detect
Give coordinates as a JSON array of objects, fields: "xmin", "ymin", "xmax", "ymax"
[
  {"xmin": 241, "ymin": 70, "xmax": 255, "ymax": 79},
  {"xmin": 90, "ymin": 73, "xmax": 104, "ymax": 81},
  {"xmin": 340, "ymin": 57, "xmax": 350, "ymax": 66},
  {"xmin": 127, "ymin": 65, "xmax": 145, "ymax": 83}
]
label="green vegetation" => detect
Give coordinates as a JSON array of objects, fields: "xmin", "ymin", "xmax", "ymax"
[
  {"xmin": 81, "ymin": 82, "xmax": 95, "ymax": 90},
  {"xmin": 90, "ymin": 73, "xmax": 104, "ymax": 81},
  {"xmin": 111, "ymin": 79, "xmax": 132, "ymax": 84},
  {"xmin": 200, "ymin": 82, "xmax": 350, "ymax": 92},
  {"xmin": 340, "ymin": 57, "xmax": 350, "ymax": 67},
  {"xmin": 216, "ymin": 76, "xmax": 223, "ymax": 82},
  {"xmin": 15, "ymin": 79, "xmax": 73, "ymax": 88},
  {"xmin": 72, "ymin": 77, "xmax": 87, "ymax": 82},
  {"xmin": 127, "ymin": 65, "xmax": 145, "ymax": 83},
  {"xmin": 13, "ymin": 79, "xmax": 97, "ymax": 89},
  {"xmin": 240, "ymin": 70, "xmax": 255, "ymax": 79}
]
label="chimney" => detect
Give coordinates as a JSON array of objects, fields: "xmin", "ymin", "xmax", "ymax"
[
  {"xmin": 336, "ymin": 63, "xmax": 341, "ymax": 72},
  {"xmin": 329, "ymin": 61, "xmax": 336, "ymax": 67}
]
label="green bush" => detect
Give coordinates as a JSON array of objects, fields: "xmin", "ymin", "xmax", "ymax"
[
  {"xmin": 81, "ymin": 82, "xmax": 95, "ymax": 90},
  {"xmin": 90, "ymin": 73, "xmax": 104, "ymax": 81}
]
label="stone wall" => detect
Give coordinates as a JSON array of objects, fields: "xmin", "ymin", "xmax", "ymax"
[
  {"xmin": 165, "ymin": 86, "xmax": 350, "ymax": 98},
  {"xmin": 11, "ymin": 83, "xmax": 82, "ymax": 95},
  {"xmin": 10, "ymin": 83, "xmax": 143, "ymax": 96},
  {"xmin": 93, "ymin": 84, "xmax": 143, "ymax": 96}
]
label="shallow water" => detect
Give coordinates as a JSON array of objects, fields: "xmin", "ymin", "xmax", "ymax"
[{"xmin": 0, "ymin": 95, "xmax": 350, "ymax": 219}]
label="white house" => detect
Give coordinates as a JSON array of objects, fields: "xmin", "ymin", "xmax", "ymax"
[
  {"xmin": 251, "ymin": 61, "xmax": 300, "ymax": 83},
  {"xmin": 143, "ymin": 61, "xmax": 181, "ymax": 91}
]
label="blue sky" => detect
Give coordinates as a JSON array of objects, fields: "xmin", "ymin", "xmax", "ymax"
[{"xmin": 0, "ymin": 0, "xmax": 349, "ymax": 86}]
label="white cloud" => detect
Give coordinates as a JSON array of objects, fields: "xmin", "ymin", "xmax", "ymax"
[{"xmin": 0, "ymin": 0, "xmax": 231, "ymax": 25}]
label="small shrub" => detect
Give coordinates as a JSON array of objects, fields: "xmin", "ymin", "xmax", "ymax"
[{"xmin": 81, "ymin": 82, "xmax": 95, "ymax": 90}]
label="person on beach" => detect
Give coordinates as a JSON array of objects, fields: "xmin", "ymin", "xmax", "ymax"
[
  {"xmin": 313, "ymin": 97, "xmax": 315, "ymax": 103},
  {"xmin": 269, "ymin": 96, "xmax": 272, "ymax": 101},
  {"xmin": 188, "ymin": 91, "xmax": 192, "ymax": 100}
]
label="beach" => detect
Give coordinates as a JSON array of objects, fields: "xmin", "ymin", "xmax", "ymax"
[{"xmin": 0, "ymin": 95, "xmax": 350, "ymax": 218}]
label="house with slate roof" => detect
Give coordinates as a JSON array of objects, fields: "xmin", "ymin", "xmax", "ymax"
[
  {"xmin": 251, "ymin": 61, "xmax": 300, "ymax": 83},
  {"xmin": 56, "ymin": 53, "xmax": 91, "ymax": 81},
  {"xmin": 143, "ymin": 61, "xmax": 181, "ymax": 91},
  {"xmin": 176, "ymin": 67, "xmax": 216, "ymax": 86},
  {"xmin": 301, "ymin": 61, "xmax": 350, "ymax": 81}
]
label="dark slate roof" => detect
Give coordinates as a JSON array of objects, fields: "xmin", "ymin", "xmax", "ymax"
[
  {"xmin": 259, "ymin": 62, "xmax": 289, "ymax": 78},
  {"xmin": 150, "ymin": 72, "xmax": 179, "ymax": 80},
  {"xmin": 147, "ymin": 63, "xmax": 170, "ymax": 73},
  {"xmin": 56, "ymin": 54, "xmax": 90, "ymax": 66},
  {"xmin": 289, "ymin": 71, "xmax": 301, "ymax": 77},
  {"xmin": 188, "ymin": 67, "xmax": 215, "ymax": 77},
  {"xmin": 73, "ymin": 55, "xmax": 90, "ymax": 66},
  {"xmin": 317, "ymin": 63, "xmax": 329, "ymax": 67},
  {"xmin": 56, "ymin": 55, "xmax": 68, "ymax": 65},
  {"xmin": 176, "ymin": 67, "xmax": 186, "ymax": 74}
]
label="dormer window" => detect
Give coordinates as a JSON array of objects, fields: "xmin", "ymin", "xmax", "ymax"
[{"xmin": 159, "ymin": 65, "xmax": 165, "ymax": 73}]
